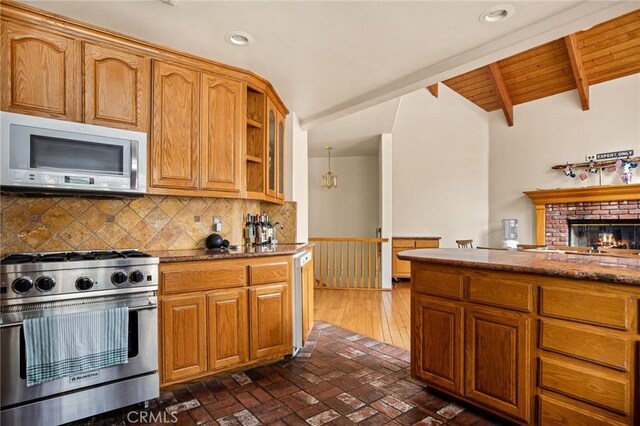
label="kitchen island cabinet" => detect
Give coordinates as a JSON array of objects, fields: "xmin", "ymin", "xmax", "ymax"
[{"xmin": 399, "ymin": 248, "xmax": 640, "ymax": 425}]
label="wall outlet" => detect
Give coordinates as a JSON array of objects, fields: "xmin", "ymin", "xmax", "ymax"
[{"xmin": 213, "ymin": 216, "xmax": 222, "ymax": 232}]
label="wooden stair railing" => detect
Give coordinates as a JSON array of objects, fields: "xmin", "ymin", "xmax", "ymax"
[{"xmin": 309, "ymin": 237, "xmax": 389, "ymax": 289}]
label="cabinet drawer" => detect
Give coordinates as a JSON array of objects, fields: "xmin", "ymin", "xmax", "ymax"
[
  {"xmin": 468, "ymin": 277, "xmax": 532, "ymax": 312},
  {"xmin": 539, "ymin": 358, "xmax": 630, "ymax": 415},
  {"xmin": 415, "ymin": 240, "xmax": 439, "ymax": 248},
  {"xmin": 393, "ymin": 239, "xmax": 415, "ymax": 248},
  {"xmin": 540, "ymin": 321, "xmax": 631, "ymax": 371},
  {"xmin": 539, "ymin": 287, "xmax": 634, "ymax": 331},
  {"xmin": 250, "ymin": 262, "xmax": 289, "ymax": 285},
  {"xmin": 413, "ymin": 268, "xmax": 465, "ymax": 300},
  {"xmin": 162, "ymin": 264, "xmax": 246, "ymax": 293},
  {"xmin": 539, "ymin": 395, "xmax": 627, "ymax": 426}
]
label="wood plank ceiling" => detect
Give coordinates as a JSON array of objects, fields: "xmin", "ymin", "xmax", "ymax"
[{"xmin": 441, "ymin": 9, "xmax": 640, "ymax": 126}]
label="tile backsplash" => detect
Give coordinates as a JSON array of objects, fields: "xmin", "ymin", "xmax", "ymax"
[{"xmin": 0, "ymin": 194, "xmax": 297, "ymax": 254}]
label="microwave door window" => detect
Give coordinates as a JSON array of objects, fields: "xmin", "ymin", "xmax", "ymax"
[{"xmin": 30, "ymin": 135, "xmax": 124, "ymax": 176}]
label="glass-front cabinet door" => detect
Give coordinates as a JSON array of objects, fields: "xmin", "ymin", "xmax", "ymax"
[
  {"xmin": 266, "ymin": 99, "xmax": 277, "ymax": 197},
  {"xmin": 276, "ymin": 110, "xmax": 285, "ymax": 200}
]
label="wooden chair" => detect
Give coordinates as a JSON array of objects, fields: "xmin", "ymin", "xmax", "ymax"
[
  {"xmin": 553, "ymin": 246, "xmax": 593, "ymax": 252},
  {"xmin": 517, "ymin": 244, "xmax": 547, "ymax": 251},
  {"xmin": 456, "ymin": 239, "xmax": 473, "ymax": 248}
]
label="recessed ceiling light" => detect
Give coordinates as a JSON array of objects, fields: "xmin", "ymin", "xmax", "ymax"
[
  {"xmin": 480, "ymin": 4, "xmax": 515, "ymax": 24},
  {"xmin": 225, "ymin": 31, "xmax": 254, "ymax": 46}
]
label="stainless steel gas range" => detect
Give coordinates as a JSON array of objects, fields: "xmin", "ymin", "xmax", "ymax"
[{"xmin": 0, "ymin": 250, "xmax": 160, "ymax": 426}]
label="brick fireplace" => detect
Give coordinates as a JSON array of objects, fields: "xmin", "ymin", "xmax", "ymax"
[
  {"xmin": 524, "ymin": 184, "xmax": 640, "ymax": 246},
  {"xmin": 545, "ymin": 200, "xmax": 640, "ymax": 248}
]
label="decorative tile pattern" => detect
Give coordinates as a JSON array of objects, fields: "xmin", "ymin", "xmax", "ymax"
[
  {"xmin": 0, "ymin": 194, "xmax": 297, "ymax": 253},
  {"xmin": 66, "ymin": 323, "xmax": 502, "ymax": 426}
]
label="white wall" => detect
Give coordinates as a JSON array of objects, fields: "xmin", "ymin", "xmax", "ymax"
[
  {"xmin": 308, "ymin": 155, "xmax": 380, "ymax": 237},
  {"xmin": 488, "ymin": 75, "xmax": 640, "ymax": 246},
  {"xmin": 392, "ymin": 85, "xmax": 490, "ymax": 247},
  {"xmin": 288, "ymin": 113, "xmax": 309, "ymax": 242},
  {"xmin": 379, "ymin": 134, "xmax": 393, "ymax": 288}
]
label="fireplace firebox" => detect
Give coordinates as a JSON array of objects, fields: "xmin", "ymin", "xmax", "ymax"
[{"xmin": 569, "ymin": 219, "xmax": 640, "ymax": 250}]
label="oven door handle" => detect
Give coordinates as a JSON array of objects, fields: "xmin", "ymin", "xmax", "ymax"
[{"xmin": 0, "ymin": 304, "xmax": 157, "ymax": 328}]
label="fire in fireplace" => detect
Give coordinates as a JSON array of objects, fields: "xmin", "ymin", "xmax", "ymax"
[{"xmin": 569, "ymin": 219, "xmax": 640, "ymax": 250}]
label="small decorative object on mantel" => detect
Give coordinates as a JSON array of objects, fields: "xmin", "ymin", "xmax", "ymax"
[{"xmin": 551, "ymin": 152, "xmax": 640, "ymax": 185}]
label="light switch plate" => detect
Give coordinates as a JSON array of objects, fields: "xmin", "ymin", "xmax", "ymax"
[{"xmin": 213, "ymin": 216, "xmax": 222, "ymax": 232}]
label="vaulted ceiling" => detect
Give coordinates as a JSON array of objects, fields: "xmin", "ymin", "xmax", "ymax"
[{"xmin": 443, "ymin": 9, "xmax": 640, "ymax": 126}]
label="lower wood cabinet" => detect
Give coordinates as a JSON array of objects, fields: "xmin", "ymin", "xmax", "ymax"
[
  {"xmin": 413, "ymin": 294, "xmax": 463, "ymax": 395},
  {"xmin": 301, "ymin": 251, "xmax": 314, "ymax": 344},
  {"xmin": 392, "ymin": 238, "xmax": 440, "ymax": 279},
  {"xmin": 207, "ymin": 288, "xmax": 248, "ymax": 371},
  {"xmin": 161, "ymin": 294, "xmax": 207, "ymax": 382},
  {"xmin": 464, "ymin": 307, "xmax": 530, "ymax": 422},
  {"xmin": 159, "ymin": 256, "xmax": 293, "ymax": 386},
  {"xmin": 411, "ymin": 263, "xmax": 639, "ymax": 425},
  {"xmin": 250, "ymin": 283, "xmax": 290, "ymax": 359}
]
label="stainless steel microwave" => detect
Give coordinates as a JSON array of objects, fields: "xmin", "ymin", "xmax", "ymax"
[{"xmin": 0, "ymin": 112, "xmax": 146, "ymax": 196}]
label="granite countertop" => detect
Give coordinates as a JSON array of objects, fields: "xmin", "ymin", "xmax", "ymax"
[
  {"xmin": 393, "ymin": 236, "xmax": 442, "ymax": 240},
  {"xmin": 151, "ymin": 243, "xmax": 312, "ymax": 263},
  {"xmin": 397, "ymin": 248, "xmax": 640, "ymax": 286}
]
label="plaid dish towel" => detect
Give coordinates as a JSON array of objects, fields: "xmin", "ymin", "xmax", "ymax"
[{"xmin": 23, "ymin": 307, "xmax": 129, "ymax": 387}]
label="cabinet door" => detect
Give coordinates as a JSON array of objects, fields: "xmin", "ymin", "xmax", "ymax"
[
  {"xmin": 249, "ymin": 283, "xmax": 291, "ymax": 359},
  {"xmin": 393, "ymin": 248, "xmax": 412, "ymax": 278},
  {"xmin": 161, "ymin": 295, "xmax": 207, "ymax": 382},
  {"xmin": 151, "ymin": 60, "xmax": 200, "ymax": 189},
  {"xmin": 302, "ymin": 253, "xmax": 314, "ymax": 344},
  {"xmin": 266, "ymin": 98, "xmax": 277, "ymax": 197},
  {"xmin": 83, "ymin": 43, "xmax": 149, "ymax": 131},
  {"xmin": 200, "ymin": 73, "xmax": 243, "ymax": 192},
  {"xmin": 412, "ymin": 294, "xmax": 464, "ymax": 395},
  {"xmin": 1, "ymin": 22, "xmax": 78, "ymax": 120},
  {"xmin": 207, "ymin": 288, "xmax": 248, "ymax": 371},
  {"xmin": 276, "ymin": 109, "xmax": 286, "ymax": 200},
  {"xmin": 465, "ymin": 307, "xmax": 530, "ymax": 421}
]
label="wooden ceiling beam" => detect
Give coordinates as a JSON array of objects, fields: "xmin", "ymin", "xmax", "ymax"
[
  {"xmin": 426, "ymin": 84, "xmax": 438, "ymax": 98},
  {"xmin": 564, "ymin": 33, "xmax": 590, "ymax": 110},
  {"xmin": 487, "ymin": 63, "xmax": 514, "ymax": 126}
]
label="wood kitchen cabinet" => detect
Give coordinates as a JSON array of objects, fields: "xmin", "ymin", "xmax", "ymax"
[
  {"xmin": 150, "ymin": 60, "xmax": 200, "ymax": 190},
  {"xmin": 1, "ymin": 21, "xmax": 79, "ymax": 121},
  {"xmin": 410, "ymin": 261, "xmax": 639, "ymax": 425},
  {"xmin": 393, "ymin": 237, "xmax": 440, "ymax": 279},
  {"xmin": 465, "ymin": 307, "xmax": 530, "ymax": 421},
  {"xmin": 161, "ymin": 294, "xmax": 207, "ymax": 382},
  {"xmin": 83, "ymin": 43, "xmax": 149, "ymax": 131},
  {"xmin": 159, "ymin": 255, "xmax": 293, "ymax": 387},
  {"xmin": 1, "ymin": 1, "xmax": 289, "ymax": 204},
  {"xmin": 207, "ymin": 288, "xmax": 248, "ymax": 371},
  {"xmin": 412, "ymin": 294, "xmax": 463, "ymax": 395},
  {"xmin": 250, "ymin": 283, "xmax": 290, "ymax": 359},
  {"xmin": 200, "ymin": 73, "xmax": 243, "ymax": 193}
]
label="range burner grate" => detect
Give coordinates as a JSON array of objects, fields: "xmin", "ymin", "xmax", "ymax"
[{"xmin": 1, "ymin": 249, "xmax": 152, "ymax": 265}]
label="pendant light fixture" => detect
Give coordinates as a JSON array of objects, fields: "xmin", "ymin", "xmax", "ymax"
[{"xmin": 321, "ymin": 146, "xmax": 338, "ymax": 189}]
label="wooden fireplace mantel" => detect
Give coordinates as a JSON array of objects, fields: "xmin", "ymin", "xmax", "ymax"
[{"xmin": 524, "ymin": 184, "xmax": 640, "ymax": 244}]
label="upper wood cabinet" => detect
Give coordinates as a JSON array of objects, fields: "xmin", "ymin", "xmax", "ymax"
[
  {"xmin": 266, "ymin": 98, "xmax": 278, "ymax": 198},
  {"xmin": 83, "ymin": 43, "xmax": 149, "ymax": 131},
  {"xmin": 200, "ymin": 73, "xmax": 243, "ymax": 193},
  {"xmin": 276, "ymin": 109, "xmax": 286, "ymax": 200},
  {"xmin": 151, "ymin": 60, "xmax": 200, "ymax": 190},
  {"xmin": 1, "ymin": 22, "xmax": 79, "ymax": 120}
]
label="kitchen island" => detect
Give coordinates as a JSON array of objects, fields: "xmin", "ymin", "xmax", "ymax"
[{"xmin": 397, "ymin": 248, "xmax": 640, "ymax": 425}]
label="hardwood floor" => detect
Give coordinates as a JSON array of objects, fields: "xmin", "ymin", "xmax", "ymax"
[{"xmin": 313, "ymin": 282, "xmax": 411, "ymax": 350}]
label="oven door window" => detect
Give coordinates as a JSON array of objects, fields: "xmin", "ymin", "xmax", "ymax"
[
  {"xmin": 19, "ymin": 311, "xmax": 139, "ymax": 379},
  {"xmin": 30, "ymin": 135, "xmax": 124, "ymax": 175}
]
